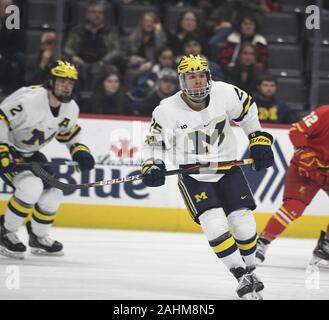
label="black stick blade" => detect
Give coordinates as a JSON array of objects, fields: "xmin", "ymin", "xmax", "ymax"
[{"xmin": 31, "ymin": 163, "xmax": 78, "ymax": 193}]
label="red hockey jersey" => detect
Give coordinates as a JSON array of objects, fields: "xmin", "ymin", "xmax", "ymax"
[{"xmin": 289, "ymin": 105, "xmax": 329, "ymax": 162}]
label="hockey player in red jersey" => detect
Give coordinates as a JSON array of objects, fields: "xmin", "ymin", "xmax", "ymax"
[{"xmin": 255, "ymin": 105, "xmax": 329, "ymax": 265}]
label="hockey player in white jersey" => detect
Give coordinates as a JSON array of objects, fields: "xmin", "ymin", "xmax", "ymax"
[
  {"xmin": 0, "ymin": 60, "xmax": 95, "ymax": 259},
  {"xmin": 141, "ymin": 54, "xmax": 274, "ymax": 299}
]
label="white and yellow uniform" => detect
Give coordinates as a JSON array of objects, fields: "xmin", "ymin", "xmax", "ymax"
[
  {"xmin": 141, "ymin": 55, "xmax": 269, "ymax": 298},
  {"xmin": 0, "ymin": 85, "xmax": 83, "ymax": 156},
  {"xmin": 0, "ymin": 85, "xmax": 84, "ymax": 240},
  {"xmin": 143, "ymin": 80, "xmax": 262, "ymax": 181}
]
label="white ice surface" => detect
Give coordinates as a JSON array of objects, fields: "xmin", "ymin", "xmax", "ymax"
[{"xmin": 0, "ymin": 227, "xmax": 328, "ymax": 300}]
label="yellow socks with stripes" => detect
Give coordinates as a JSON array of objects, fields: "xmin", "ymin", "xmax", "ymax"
[
  {"xmin": 209, "ymin": 231, "xmax": 246, "ymax": 269},
  {"xmin": 4, "ymin": 196, "xmax": 33, "ymax": 232}
]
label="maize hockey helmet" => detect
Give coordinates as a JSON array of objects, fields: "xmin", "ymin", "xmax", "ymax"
[
  {"xmin": 177, "ymin": 54, "xmax": 212, "ymax": 102},
  {"xmin": 45, "ymin": 59, "xmax": 78, "ymax": 103}
]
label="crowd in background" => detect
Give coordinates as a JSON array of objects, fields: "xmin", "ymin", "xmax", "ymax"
[{"xmin": 1, "ymin": 0, "xmax": 321, "ymax": 123}]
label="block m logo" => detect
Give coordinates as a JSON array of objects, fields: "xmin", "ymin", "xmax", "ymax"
[{"xmin": 194, "ymin": 192, "xmax": 208, "ymax": 203}]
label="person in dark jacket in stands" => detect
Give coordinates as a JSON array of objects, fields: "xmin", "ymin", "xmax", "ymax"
[
  {"xmin": 25, "ymin": 31, "xmax": 57, "ymax": 85},
  {"xmin": 181, "ymin": 33, "xmax": 223, "ymax": 81},
  {"xmin": 219, "ymin": 13, "xmax": 268, "ymax": 72},
  {"xmin": 129, "ymin": 47, "xmax": 175, "ymax": 99},
  {"xmin": 128, "ymin": 68, "xmax": 178, "ymax": 116},
  {"xmin": 83, "ymin": 67, "xmax": 126, "ymax": 115},
  {"xmin": 167, "ymin": 10, "xmax": 203, "ymax": 56},
  {"xmin": 63, "ymin": 0, "xmax": 122, "ymax": 90},
  {"xmin": 254, "ymin": 75, "xmax": 296, "ymax": 124},
  {"xmin": 207, "ymin": 0, "xmax": 263, "ymax": 59},
  {"xmin": 125, "ymin": 11, "xmax": 167, "ymax": 72},
  {"xmin": 225, "ymin": 42, "xmax": 261, "ymax": 94}
]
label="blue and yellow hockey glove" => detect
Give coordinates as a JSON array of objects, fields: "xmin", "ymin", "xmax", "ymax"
[
  {"xmin": 141, "ymin": 158, "xmax": 166, "ymax": 187},
  {"xmin": 248, "ymin": 131, "xmax": 274, "ymax": 171},
  {"xmin": 0, "ymin": 143, "xmax": 15, "ymax": 173},
  {"xmin": 70, "ymin": 144, "xmax": 95, "ymax": 172}
]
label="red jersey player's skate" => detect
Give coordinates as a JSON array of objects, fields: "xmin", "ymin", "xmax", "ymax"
[{"xmin": 255, "ymin": 105, "xmax": 329, "ymax": 265}]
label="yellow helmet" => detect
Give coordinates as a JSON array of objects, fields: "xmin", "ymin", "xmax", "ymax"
[
  {"xmin": 177, "ymin": 54, "xmax": 212, "ymax": 102},
  {"xmin": 46, "ymin": 59, "xmax": 78, "ymax": 103},
  {"xmin": 50, "ymin": 60, "xmax": 78, "ymax": 80},
  {"xmin": 177, "ymin": 54, "xmax": 209, "ymax": 74}
]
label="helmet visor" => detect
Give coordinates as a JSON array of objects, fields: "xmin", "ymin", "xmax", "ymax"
[{"xmin": 179, "ymin": 70, "xmax": 212, "ymax": 102}]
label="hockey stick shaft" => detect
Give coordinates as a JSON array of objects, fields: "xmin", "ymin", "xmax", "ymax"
[
  {"xmin": 14, "ymin": 161, "xmax": 135, "ymax": 169},
  {"xmin": 14, "ymin": 160, "xmax": 79, "ymax": 168},
  {"xmin": 30, "ymin": 158, "xmax": 254, "ymax": 192}
]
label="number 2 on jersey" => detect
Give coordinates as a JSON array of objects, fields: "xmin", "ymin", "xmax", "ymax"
[{"xmin": 10, "ymin": 105, "xmax": 23, "ymax": 116}]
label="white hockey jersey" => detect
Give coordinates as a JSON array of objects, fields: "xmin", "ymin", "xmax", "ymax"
[
  {"xmin": 0, "ymin": 86, "xmax": 82, "ymax": 156},
  {"xmin": 143, "ymin": 81, "xmax": 262, "ymax": 181}
]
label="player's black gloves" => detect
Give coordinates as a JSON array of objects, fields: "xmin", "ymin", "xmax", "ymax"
[
  {"xmin": 248, "ymin": 131, "xmax": 274, "ymax": 171},
  {"xmin": 141, "ymin": 158, "xmax": 166, "ymax": 187},
  {"xmin": 70, "ymin": 143, "xmax": 95, "ymax": 172},
  {"xmin": 0, "ymin": 143, "xmax": 15, "ymax": 173}
]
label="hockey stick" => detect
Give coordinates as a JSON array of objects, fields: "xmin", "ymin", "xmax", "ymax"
[
  {"xmin": 30, "ymin": 158, "xmax": 254, "ymax": 192},
  {"xmin": 14, "ymin": 160, "xmax": 79, "ymax": 168}
]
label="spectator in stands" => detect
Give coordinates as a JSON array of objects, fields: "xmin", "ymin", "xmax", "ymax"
[
  {"xmin": 182, "ymin": 33, "xmax": 223, "ymax": 81},
  {"xmin": 129, "ymin": 47, "xmax": 175, "ymax": 99},
  {"xmin": 259, "ymin": 0, "xmax": 282, "ymax": 12},
  {"xmin": 167, "ymin": 10, "xmax": 203, "ymax": 56},
  {"xmin": 171, "ymin": 0, "xmax": 202, "ymax": 6},
  {"xmin": 63, "ymin": 0, "xmax": 122, "ymax": 90},
  {"xmin": 118, "ymin": 0, "xmax": 210, "ymax": 8},
  {"xmin": 0, "ymin": 0, "xmax": 25, "ymax": 94},
  {"xmin": 83, "ymin": 67, "xmax": 126, "ymax": 115},
  {"xmin": 25, "ymin": 31, "xmax": 57, "ymax": 85},
  {"xmin": 207, "ymin": 0, "xmax": 262, "ymax": 60},
  {"xmin": 254, "ymin": 75, "xmax": 296, "ymax": 124},
  {"xmin": 225, "ymin": 43, "xmax": 262, "ymax": 94},
  {"xmin": 118, "ymin": 0, "xmax": 156, "ymax": 4},
  {"xmin": 219, "ymin": 13, "xmax": 268, "ymax": 72},
  {"xmin": 126, "ymin": 11, "xmax": 167, "ymax": 73},
  {"xmin": 159, "ymin": 0, "xmax": 208, "ymax": 8},
  {"xmin": 128, "ymin": 68, "xmax": 178, "ymax": 116}
]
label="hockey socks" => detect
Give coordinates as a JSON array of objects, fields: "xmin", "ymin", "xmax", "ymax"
[
  {"xmin": 31, "ymin": 204, "xmax": 57, "ymax": 237},
  {"xmin": 4, "ymin": 196, "xmax": 33, "ymax": 232},
  {"xmin": 209, "ymin": 231, "xmax": 245, "ymax": 269},
  {"xmin": 261, "ymin": 206, "xmax": 297, "ymax": 242},
  {"xmin": 235, "ymin": 233, "xmax": 257, "ymax": 267}
]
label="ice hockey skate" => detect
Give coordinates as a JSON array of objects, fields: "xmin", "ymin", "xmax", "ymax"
[
  {"xmin": 26, "ymin": 221, "xmax": 64, "ymax": 256},
  {"xmin": 255, "ymin": 236, "xmax": 270, "ymax": 264},
  {"xmin": 247, "ymin": 266, "xmax": 265, "ymax": 299},
  {"xmin": 231, "ymin": 267, "xmax": 264, "ymax": 300},
  {"xmin": 309, "ymin": 231, "xmax": 329, "ymax": 269},
  {"xmin": 0, "ymin": 215, "xmax": 26, "ymax": 259}
]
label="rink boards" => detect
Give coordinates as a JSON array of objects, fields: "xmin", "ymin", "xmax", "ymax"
[{"xmin": 0, "ymin": 115, "xmax": 328, "ymax": 238}]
